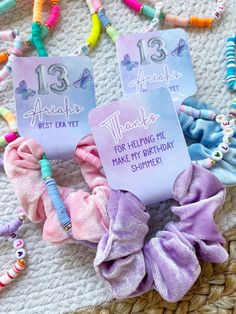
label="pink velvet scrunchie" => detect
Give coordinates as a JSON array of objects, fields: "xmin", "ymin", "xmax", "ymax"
[
  {"xmin": 4, "ymin": 135, "xmax": 110, "ymax": 245},
  {"xmin": 94, "ymin": 164, "xmax": 228, "ymax": 302}
]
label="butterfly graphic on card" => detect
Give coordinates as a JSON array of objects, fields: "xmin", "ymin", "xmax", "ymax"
[
  {"xmin": 15, "ymin": 80, "xmax": 36, "ymax": 100},
  {"xmin": 73, "ymin": 68, "xmax": 93, "ymax": 89},
  {"xmin": 171, "ymin": 39, "xmax": 188, "ymax": 57},
  {"xmin": 121, "ymin": 54, "xmax": 139, "ymax": 71}
]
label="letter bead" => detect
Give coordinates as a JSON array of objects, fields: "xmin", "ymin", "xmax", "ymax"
[
  {"xmin": 213, "ymin": 11, "xmax": 222, "ymax": 19},
  {"xmin": 13, "ymin": 239, "xmax": 24, "ymax": 249},
  {"xmin": 15, "ymin": 248, "xmax": 26, "ymax": 259},
  {"xmin": 218, "ymin": 143, "xmax": 229, "ymax": 153},
  {"xmin": 216, "ymin": 114, "xmax": 226, "ymax": 123},
  {"xmin": 211, "ymin": 150, "xmax": 223, "ymax": 161},
  {"xmin": 221, "ymin": 120, "xmax": 231, "ymax": 129}
]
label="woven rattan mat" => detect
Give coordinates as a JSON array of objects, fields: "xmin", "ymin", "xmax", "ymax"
[{"xmin": 75, "ymin": 229, "xmax": 236, "ymax": 314}]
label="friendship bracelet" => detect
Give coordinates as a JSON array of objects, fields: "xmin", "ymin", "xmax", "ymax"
[
  {"xmin": 0, "ymin": 211, "xmax": 27, "ymax": 290},
  {"xmin": 226, "ymin": 34, "xmax": 236, "ymax": 90},
  {"xmin": 39, "ymin": 154, "xmax": 72, "ymax": 233},
  {"xmin": 123, "ymin": 0, "xmax": 225, "ymax": 28},
  {"xmin": 76, "ymin": 2, "xmax": 101, "ymax": 55},
  {"xmin": 180, "ymin": 102, "xmax": 236, "ymax": 169},
  {"xmin": 0, "ymin": 2, "xmax": 60, "ymax": 62},
  {"xmin": 0, "ymin": 0, "xmax": 17, "ymax": 15},
  {"xmin": 31, "ymin": 0, "xmax": 60, "ymax": 56},
  {"xmin": 89, "ymin": 0, "xmax": 119, "ymax": 43},
  {"xmin": 0, "ymin": 107, "xmax": 18, "ymax": 148},
  {"xmin": 0, "ymin": 30, "xmax": 24, "ymax": 82}
]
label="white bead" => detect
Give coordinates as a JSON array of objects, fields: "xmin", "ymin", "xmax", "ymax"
[
  {"xmin": 217, "ymin": 5, "xmax": 225, "ymax": 12},
  {"xmin": 223, "ymin": 135, "xmax": 231, "ymax": 144},
  {"xmin": 155, "ymin": 2, "xmax": 164, "ymax": 10},
  {"xmin": 218, "ymin": 0, "xmax": 225, "ymax": 4},
  {"xmin": 218, "ymin": 143, "xmax": 229, "ymax": 153},
  {"xmin": 216, "ymin": 114, "xmax": 226, "ymax": 123},
  {"xmin": 221, "ymin": 120, "xmax": 231, "ymax": 129},
  {"xmin": 213, "ymin": 11, "xmax": 222, "ymax": 19},
  {"xmin": 13, "ymin": 239, "xmax": 24, "ymax": 249},
  {"xmin": 15, "ymin": 248, "xmax": 26, "ymax": 259},
  {"xmin": 211, "ymin": 150, "xmax": 223, "ymax": 161},
  {"xmin": 223, "ymin": 127, "xmax": 234, "ymax": 137}
]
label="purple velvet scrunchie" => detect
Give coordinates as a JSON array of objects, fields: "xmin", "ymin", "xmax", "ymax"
[{"xmin": 94, "ymin": 164, "xmax": 228, "ymax": 302}]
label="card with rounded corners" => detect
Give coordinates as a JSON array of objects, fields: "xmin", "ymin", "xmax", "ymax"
[
  {"xmin": 116, "ymin": 29, "xmax": 196, "ymax": 110},
  {"xmin": 89, "ymin": 88, "xmax": 191, "ymax": 205},
  {"xmin": 12, "ymin": 56, "xmax": 96, "ymax": 160}
]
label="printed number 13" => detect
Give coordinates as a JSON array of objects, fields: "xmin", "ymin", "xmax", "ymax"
[
  {"xmin": 137, "ymin": 37, "xmax": 167, "ymax": 65},
  {"xmin": 35, "ymin": 64, "xmax": 70, "ymax": 95}
]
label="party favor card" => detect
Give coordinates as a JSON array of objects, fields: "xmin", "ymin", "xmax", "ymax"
[
  {"xmin": 12, "ymin": 56, "xmax": 96, "ymax": 160},
  {"xmin": 116, "ymin": 29, "xmax": 196, "ymax": 109},
  {"xmin": 89, "ymin": 88, "xmax": 191, "ymax": 205}
]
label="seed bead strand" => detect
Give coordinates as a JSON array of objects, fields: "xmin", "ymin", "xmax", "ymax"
[
  {"xmin": 122, "ymin": 0, "xmax": 225, "ymax": 28},
  {"xmin": 180, "ymin": 103, "xmax": 236, "ymax": 169},
  {"xmin": 226, "ymin": 34, "xmax": 236, "ymax": 90},
  {"xmin": 0, "ymin": 30, "xmax": 24, "ymax": 82},
  {"xmin": 0, "ymin": 213, "xmax": 27, "ymax": 290},
  {"xmin": 76, "ymin": 1, "xmax": 101, "ymax": 55},
  {"xmin": 39, "ymin": 154, "xmax": 72, "ymax": 234},
  {"xmin": 90, "ymin": 0, "xmax": 120, "ymax": 43}
]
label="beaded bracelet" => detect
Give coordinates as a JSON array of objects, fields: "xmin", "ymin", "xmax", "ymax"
[
  {"xmin": 226, "ymin": 34, "xmax": 236, "ymax": 91},
  {"xmin": 0, "ymin": 3, "xmax": 60, "ymax": 62},
  {"xmin": 0, "ymin": 107, "xmax": 18, "ymax": 148},
  {"xmin": 76, "ymin": 2, "xmax": 101, "ymax": 55},
  {"xmin": 123, "ymin": 0, "xmax": 225, "ymax": 28},
  {"xmin": 39, "ymin": 154, "xmax": 72, "ymax": 234},
  {"xmin": 31, "ymin": 0, "xmax": 60, "ymax": 57},
  {"xmin": 88, "ymin": 0, "xmax": 119, "ymax": 43},
  {"xmin": 0, "ymin": 212, "xmax": 26, "ymax": 290},
  {"xmin": 0, "ymin": 0, "xmax": 17, "ymax": 15},
  {"xmin": 180, "ymin": 102, "xmax": 236, "ymax": 169},
  {"xmin": 0, "ymin": 30, "xmax": 24, "ymax": 82}
]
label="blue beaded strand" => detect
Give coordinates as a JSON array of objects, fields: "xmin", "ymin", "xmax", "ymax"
[
  {"xmin": 226, "ymin": 34, "xmax": 236, "ymax": 90},
  {"xmin": 39, "ymin": 155, "xmax": 72, "ymax": 233},
  {"xmin": 45, "ymin": 178, "xmax": 71, "ymax": 229}
]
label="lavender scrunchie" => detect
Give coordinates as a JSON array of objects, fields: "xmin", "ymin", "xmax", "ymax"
[{"xmin": 94, "ymin": 164, "xmax": 228, "ymax": 302}]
